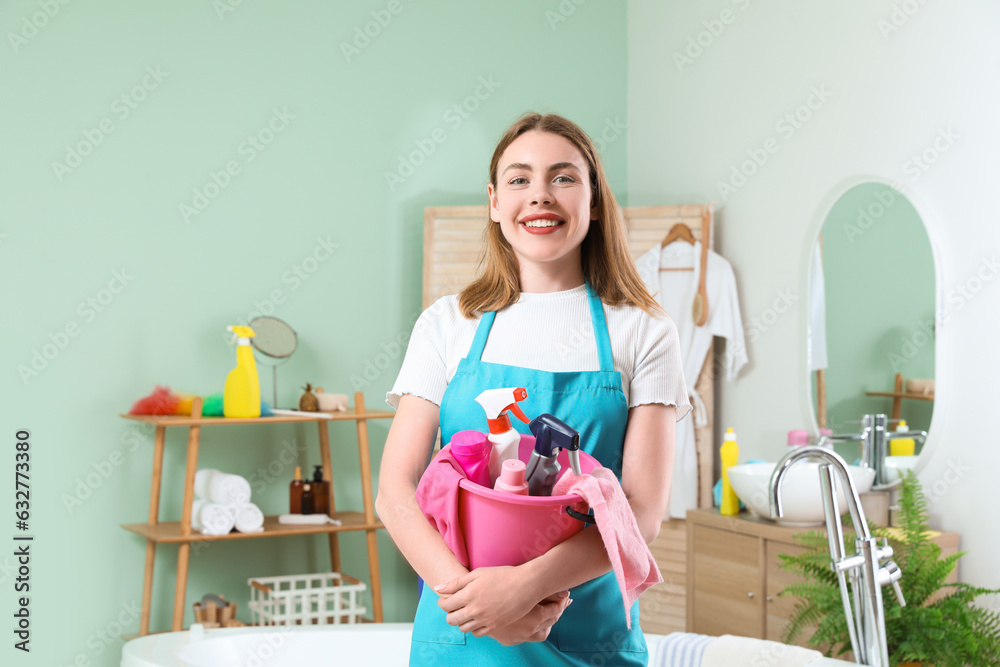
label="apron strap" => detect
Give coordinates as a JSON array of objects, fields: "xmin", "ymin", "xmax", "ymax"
[
  {"xmin": 467, "ymin": 310, "xmax": 496, "ymax": 362},
  {"xmin": 586, "ymin": 282, "xmax": 615, "ymax": 372}
]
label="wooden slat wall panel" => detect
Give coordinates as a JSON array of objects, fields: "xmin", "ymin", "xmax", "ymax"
[{"xmin": 423, "ymin": 202, "xmax": 718, "ymax": 635}]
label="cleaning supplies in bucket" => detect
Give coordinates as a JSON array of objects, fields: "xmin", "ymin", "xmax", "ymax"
[
  {"xmin": 494, "ymin": 459, "xmax": 529, "ymax": 495},
  {"xmin": 525, "ymin": 413, "xmax": 582, "ymax": 496},
  {"xmin": 449, "ymin": 430, "xmax": 493, "ymax": 488},
  {"xmin": 456, "ymin": 436, "xmax": 600, "ymax": 568},
  {"xmin": 475, "ymin": 387, "xmax": 530, "ymax": 485}
]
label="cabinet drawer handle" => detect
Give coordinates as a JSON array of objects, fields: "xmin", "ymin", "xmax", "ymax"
[
  {"xmin": 766, "ymin": 596, "xmax": 774, "ymax": 602},
  {"xmin": 746, "ymin": 592, "xmax": 755, "ymax": 598}
]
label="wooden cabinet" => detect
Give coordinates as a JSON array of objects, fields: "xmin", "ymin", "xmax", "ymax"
[
  {"xmin": 686, "ymin": 508, "xmax": 959, "ymax": 645},
  {"xmin": 121, "ymin": 392, "xmax": 392, "ymax": 635}
]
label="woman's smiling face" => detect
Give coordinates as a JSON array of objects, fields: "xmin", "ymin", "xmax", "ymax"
[{"xmin": 488, "ymin": 130, "xmax": 594, "ymax": 278}]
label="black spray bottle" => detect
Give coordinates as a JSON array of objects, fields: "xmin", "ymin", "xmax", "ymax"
[{"xmin": 525, "ymin": 414, "xmax": 581, "ymax": 496}]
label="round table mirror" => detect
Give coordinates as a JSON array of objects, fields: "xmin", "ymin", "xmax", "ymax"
[{"xmin": 249, "ymin": 316, "xmax": 298, "ymax": 408}]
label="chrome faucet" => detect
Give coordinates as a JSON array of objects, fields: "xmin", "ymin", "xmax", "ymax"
[
  {"xmin": 769, "ymin": 446, "xmax": 905, "ymax": 667},
  {"xmin": 818, "ymin": 414, "xmax": 927, "ymax": 488}
]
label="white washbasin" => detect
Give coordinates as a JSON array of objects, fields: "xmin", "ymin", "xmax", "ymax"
[
  {"xmin": 728, "ymin": 461, "xmax": 876, "ymax": 526},
  {"xmin": 884, "ymin": 455, "xmax": 919, "ymax": 483}
]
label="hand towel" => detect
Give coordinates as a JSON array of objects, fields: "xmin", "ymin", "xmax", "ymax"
[
  {"xmin": 414, "ymin": 445, "xmax": 469, "ymax": 568},
  {"xmin": 194, "ymin": 469, "xmax": 252, "ymax": 507},
  {"xmin": 649, "ymin": 632, "xmax": 714, "ymax": 667},
  {"xmin": 552, "ymin": 468, "xmax": 662, "ymax": 628},
  {"xmin": 233, "ymin": 502, "xmax": 264, "ymax": 533},
  {"xmin": 278, "ymin": 513, "xmax": 342, "ymax": 525},
  {"xmin": 191, "ymin": 498, "xmax": 235, "ymax": 535},
  {"xmin": 701, "ymin": 635, "xmax": 822, "ymax": 666}
]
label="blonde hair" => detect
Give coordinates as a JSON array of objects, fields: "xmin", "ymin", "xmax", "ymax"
[{"xmin": 458, "ymin": 112, "xmax": 662, "ymax": 318}]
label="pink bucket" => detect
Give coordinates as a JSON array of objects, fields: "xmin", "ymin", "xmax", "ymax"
[{"xmin": 458, "ymin": 435, "xmax": 600, "ymax": 569}]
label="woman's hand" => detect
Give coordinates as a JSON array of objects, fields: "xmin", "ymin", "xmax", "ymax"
[
  {"xmin": 435, "ymin": 566, "xmax": 569, "ymax": 637},
  {"xmin": 485, "ymin": 592, "xmax": 572, "ymax": 646}
]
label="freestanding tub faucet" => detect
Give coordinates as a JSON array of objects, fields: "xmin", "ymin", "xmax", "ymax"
[{"xmin": 769, "ymin": 446, "xmax": 905, "ymax": 667}]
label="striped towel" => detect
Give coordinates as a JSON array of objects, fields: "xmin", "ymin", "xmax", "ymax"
[{"xmin": 649, "ymin": 632, "xmax": 714, "ymax": 667}]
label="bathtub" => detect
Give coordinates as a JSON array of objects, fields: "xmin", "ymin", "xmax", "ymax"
[{"xmin": 121, "ymin": 622, "xmax": 857, "ymax": 666}]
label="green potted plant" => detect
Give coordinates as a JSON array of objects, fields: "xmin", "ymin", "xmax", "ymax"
[{"xmin": 779, "ymin": 470, "xmax": 1000, "ymax": 666}]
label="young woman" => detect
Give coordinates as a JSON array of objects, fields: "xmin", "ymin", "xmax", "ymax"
[{"xmin": 376, "ymin": 112, "xmax": 689, "ymax": 665}]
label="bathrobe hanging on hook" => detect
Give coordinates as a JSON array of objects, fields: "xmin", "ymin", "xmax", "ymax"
[{"xmin": 636, "ymin": 240, "xmax": 747, "ymax": 519}]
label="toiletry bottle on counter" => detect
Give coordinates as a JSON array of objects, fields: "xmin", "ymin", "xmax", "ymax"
[
  {"xmin": 475, "ymin": 387, "xmax": 530, "ymax": 485},
  {"xmin": 311, "ymin": 465, "xmax": 329, "ymax": 515},
  {"xmin": 719, "ymin": 427, "xmax": 740, "ymax": 516},
  {"xmin": 450, "ymin": 430, "xmax": 493, "ymax": 488},
  {"xmin": 525, "ymin": 414, "xmax": 581, "ymax": 496},
  {"xmin": 290, "ymin": 466, "xmax": 304, "ymax": 513},
  {"xmin": 891, "ymin": 420, "xmax": 916, "ymax": 456},
  {"xmin": 494, "ymin": 459, "xmax": 529, "ymax": 495}
]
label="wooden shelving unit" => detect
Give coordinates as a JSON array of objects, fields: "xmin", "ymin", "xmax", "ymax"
[
  {"xmin": 865, "ymin": 373, "xmax": 934, "ymax": 421},
  {"xmin": 121, "ymin": 391, "xmax": 392, "ymax": 635}
]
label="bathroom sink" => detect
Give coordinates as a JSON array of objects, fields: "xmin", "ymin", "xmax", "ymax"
[{"xmin": 727, "ymin": 461, "xmax": 876, "ymax": 526}]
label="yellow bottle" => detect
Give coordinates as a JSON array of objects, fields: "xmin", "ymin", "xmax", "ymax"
[
  {"xmin": 890, "ymin": 420, "xmax": 916, "ymax": 457},
  {"xmin": 224, "ymin": 325, "xmax": 261, "ymax": 418},
  {"xmin": 720, "ymin": 427, "xmax": 740, "ymax": 516}
]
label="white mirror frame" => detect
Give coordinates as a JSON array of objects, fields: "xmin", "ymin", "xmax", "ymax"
[{"xmin": 803, "ymin": 173, "xmax": 946, "ymax": 477}]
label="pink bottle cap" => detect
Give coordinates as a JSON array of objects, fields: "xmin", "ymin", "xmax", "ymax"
[
  {"xmin": 500, "ymin": 459, "xmax": 526, "ymax": 486},
  {"xmin": 451, "ymin": 430, "xmax": 488, "ymax": 456},
  {"xmin": 788, "ymin": 429, "xmax": 810, "ymax": 447}
]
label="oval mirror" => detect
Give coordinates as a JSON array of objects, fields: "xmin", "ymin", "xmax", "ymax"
[{"xmin": 809, "ymin": 183, "xmax": 935, "ymax": 474}]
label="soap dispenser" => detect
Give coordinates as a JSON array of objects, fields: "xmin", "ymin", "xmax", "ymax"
[
  {"xmin": 311, "ymin": 465, "xmax": 330, "ymax": 515},
  {"xmin": 719, "ymin": 427, "xmax": 740, "ymax": 516}
]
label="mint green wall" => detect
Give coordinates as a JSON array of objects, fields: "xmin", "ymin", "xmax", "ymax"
[
  {"xmin": 819, "ymin": 184, "xmax": 935, "ymax": 443},
  {"xmin": 0, "ymin": 2, "xmax": 626, "ymax": 663}
]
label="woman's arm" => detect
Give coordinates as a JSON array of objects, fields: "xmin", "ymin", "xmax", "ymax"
[
  {"xmin": 375, "ymin": 394, "xmax": 469, "ymax": 588},
  {"xmin": 436, "ymin": 403, "xmax": 676, "ymax": 634}
]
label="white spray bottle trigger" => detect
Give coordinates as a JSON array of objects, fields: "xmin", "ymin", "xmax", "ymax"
[{"xmin": 474, "ymin": 388, "xmax": 530, "ymax": 432}]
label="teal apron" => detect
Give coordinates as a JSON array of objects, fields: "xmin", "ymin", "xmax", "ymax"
[{"xmin": 410, "ymin": 283, "xmax": 648, "ymax": 666}]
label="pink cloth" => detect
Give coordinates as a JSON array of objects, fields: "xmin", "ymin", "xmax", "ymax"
[
  {"xmin": 414, "ymin": 445, "xmax": 469, "ymax": 568},
  {"xmin": 553, "ymin": 467, "xmax": 662, "ymax": 628}
]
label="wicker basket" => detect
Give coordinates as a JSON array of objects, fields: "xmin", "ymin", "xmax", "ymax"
[{"xmin": 248, "ymin": 572, "xmax": 367, "ymax": 626}]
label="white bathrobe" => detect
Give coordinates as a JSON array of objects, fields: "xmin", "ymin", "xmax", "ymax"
[{"xmin": 636, "ymin": 241, "xmax": 748, "ymax": 519}]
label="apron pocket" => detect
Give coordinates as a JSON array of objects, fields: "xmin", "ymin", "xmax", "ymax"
[
  {"xmin": 411, "ymin": 589, "xmax": 468, "ymax": 646},
  {"xmin": 554, "ymin": 573, "xmax": 646, "ymax": 656}
]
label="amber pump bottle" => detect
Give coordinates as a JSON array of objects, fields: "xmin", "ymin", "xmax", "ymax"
[
  {"xmin": 289, "ymin": 466, "xmax": 304, "ymax": 513},
  {"xmin": 311, "ymin": 465, "xmax": 330, "ymax": 515},
  {"xmin": 301, "ymin": 483, "xmax": 315, "ymax": 515}
]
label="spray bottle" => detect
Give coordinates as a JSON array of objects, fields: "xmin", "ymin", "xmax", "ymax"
[
  {"xmin": 224, "ymin": 325, "xmax": 261, "ymax": 418},
  {"xmin": 525, "ymin": 413, "xmax": 581, "ymax": 496},
  {"xmin": 475, "ymin": 387, "xmax": 530, "ymax": 484}
]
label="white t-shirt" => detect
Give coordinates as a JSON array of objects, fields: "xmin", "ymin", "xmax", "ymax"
[{"xmin": 387, "ymin": 285, "xmax": 691, "ymax": 419}]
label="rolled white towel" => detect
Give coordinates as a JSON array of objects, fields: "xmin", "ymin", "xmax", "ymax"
[
  {"xmin": 194, "ymin": 469, "xmax": 252, "ymax": 507},
  {"xmin": 701, "ymin": 635, "xmax": 822, "ymax": 667},
  {"xmin": 192, "ymin": 498, "xmax": 235, "ymax": 535},
  {"xmin": 234, "ymin": 503, "xmax": 264, "ymax": 533}
]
